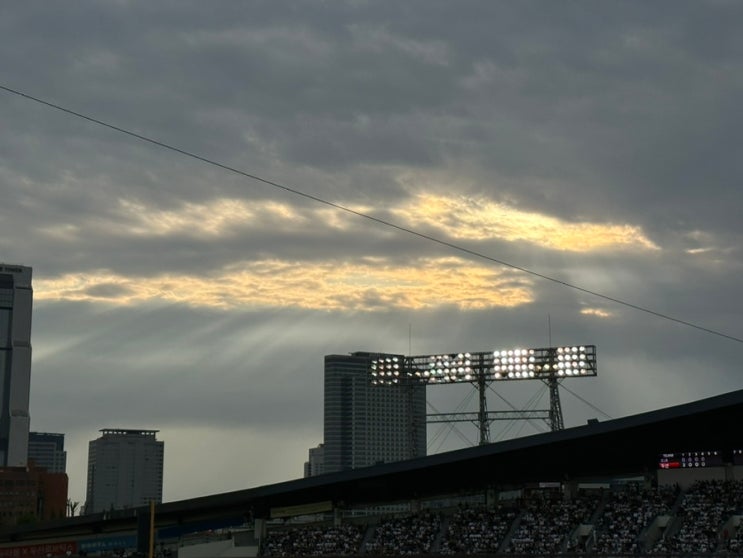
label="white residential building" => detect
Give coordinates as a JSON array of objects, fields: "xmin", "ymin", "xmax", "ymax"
[{"xmin": 85, "ymin": 429, "xmax": 164, "ymax": 513}]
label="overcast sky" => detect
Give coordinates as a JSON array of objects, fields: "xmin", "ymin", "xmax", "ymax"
[{"xmin": 2, "ymin": 1, "xmax": 743, "ymax": 508}]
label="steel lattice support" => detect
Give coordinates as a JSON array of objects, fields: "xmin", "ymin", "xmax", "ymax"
[
  {"xmin": 369, "ymin": 344, "xmax": 596, "ymax": 444},
  {"xmin": 476, "ymin": 367, "xmax": 490, "ymax": 445},
  {"xmin": 547, "ymin": 377, "xmax": 565, "ymax": 431}
]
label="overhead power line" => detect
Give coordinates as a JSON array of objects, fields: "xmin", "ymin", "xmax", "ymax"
[
  {"xmin": 2, "ymin": 83, "xmax": 742, "ymax": 345},
  {"xmin": 559, "ymin": 382, "xmax": 613, "ymax": 420}
]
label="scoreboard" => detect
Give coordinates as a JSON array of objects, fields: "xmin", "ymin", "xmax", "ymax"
[{"xmin": 658, "ymin": 450, "xmax": 724, "ymax": 469}]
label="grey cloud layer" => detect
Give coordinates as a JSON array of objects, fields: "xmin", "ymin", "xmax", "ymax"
[
  {"xmin": 3, "ymin": 2, "xmax": 742, "ymax": 226},
  {"xmin": 3, "ymin": 0, "xmax": 743, "ymax": 504}
]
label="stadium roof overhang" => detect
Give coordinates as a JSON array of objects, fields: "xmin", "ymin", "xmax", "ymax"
[
  {"xmin": 161, "ymin": 387, "xmax": 743, "ymax": 517},
  {"xmin": 3, "ymin": 388, "xmax": 743, "ymax": 541}
]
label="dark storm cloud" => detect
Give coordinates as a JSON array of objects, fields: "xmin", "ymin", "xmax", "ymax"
[{"xmin": 3, "ymin": 0, "xmax": 741, "ymax": 234}]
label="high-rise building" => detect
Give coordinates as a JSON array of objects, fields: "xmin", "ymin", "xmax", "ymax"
[
  {"xmin": 28, "ymin": 432, "xmax": 67, "ymax": 474},
  {"xmin": 0, "ymin": 263, "xmax": 33, "ymax": 468},
  {"xmin": 85, "ymin": 429, "xmax": 164, "ymax": 513},
  {"xmin": 318, "ymin": 352, "xmax": 426, "ymax": 475}
]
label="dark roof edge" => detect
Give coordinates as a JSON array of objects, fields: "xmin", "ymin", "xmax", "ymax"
[{"xmin": 162, "ymin": 387, "xmax": 743, "ymax": 510}]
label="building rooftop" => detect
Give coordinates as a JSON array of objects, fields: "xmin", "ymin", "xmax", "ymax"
[{"xmin": 98, "ymin": 429, "xmax": 160, "ymax": 436}]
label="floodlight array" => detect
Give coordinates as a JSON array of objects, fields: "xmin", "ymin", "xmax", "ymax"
[
  {"xmin": 369, "ymin": 354, "xmax": 405, "ymax": 385},
  {"xmin": 368, "ymin": 345, "xmax": 596, "ymax": 386},
  {"xmin": 492, "ymin": 345, "xmax": 595, "ymax": 380},
  {"xmin": 419, "ymin": 352, "xmax": 475, "ymax": 384},
  {"xmin": 492, "ymin": 348, "xmax": 537, "ymax": 380},
  {"xmin": 552, "ymin": 345, "xmax": 595, "ymax": 377}
]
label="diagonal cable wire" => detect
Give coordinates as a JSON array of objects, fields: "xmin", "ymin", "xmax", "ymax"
[
  {"xmin": 492, "ymin": 384, "xmax": 549, "ymax": 441},
  {"xmin": 427, "ymin": 387, "xmax": 478, "ymax": 449},
  {"xmin": 427, "ymin": 397, "xmax": 475, "ymax": 450},
  {"xmin": 2, "ymin": 83, "xmax": 742, "ymax": 344},
  {"xmin": 511, "ymin": 386, "xmax": 551, "ymax": 438},
  {"xmin": 559, "ymin": 381, "xmax": 613, "ymax": 420}
]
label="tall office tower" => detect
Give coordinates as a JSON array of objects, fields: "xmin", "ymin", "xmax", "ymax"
[
  {"xmin": 321, "ymin": 352, "xmax": 426, "ymax": 474},
  {"xmin": 28, "ymin": 432, "xmax": 67, "ymax": 474},
  {"xmin": 0, "ymin": 263, "xmax": 32, "ymax": 467},
  {"xmin": 85, "ymin": 429, "xmax": 164, "ymax": 513}
]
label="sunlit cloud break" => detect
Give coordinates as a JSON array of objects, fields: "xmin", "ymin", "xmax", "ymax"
[
  {"xmin": 88, "ymin": 196, "xmax": 656, "ymax": 256},
  {"xmin": 394, "ymin": 194, "xmax": 660, "ymax": 252},
  {"xmin": 35, "ymin": 257, "xmax": 534, "ymax": 311},
  {"xmin": 581, "ymin": 307, "xmax": 614, "ymax": 319}
]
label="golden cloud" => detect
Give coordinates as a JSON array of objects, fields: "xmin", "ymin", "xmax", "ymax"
[
  {"xmin": 100, "ymin": 194, "xmax": 658, "ymax": 257},
  {"xmin": 34, "ymin": 257, "xmax": 533, "ymax": 311},
  {"xmin": 392, "ymin": 194, "xmax": 659, "ymax": 252}
]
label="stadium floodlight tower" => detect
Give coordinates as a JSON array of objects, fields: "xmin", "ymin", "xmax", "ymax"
[{"xmin": 370, "ymin": 345, "xmax": 597, "ymax": 445}]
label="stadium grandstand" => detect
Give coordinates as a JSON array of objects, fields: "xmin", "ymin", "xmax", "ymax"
[{"xmin": 2, "ymin": 388, "xmax": 743, "ymax": 557}]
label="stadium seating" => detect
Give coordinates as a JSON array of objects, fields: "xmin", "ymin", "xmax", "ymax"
[{"xmin": 260, "ymin": 480, "xmax": 743, "ymax": 556}]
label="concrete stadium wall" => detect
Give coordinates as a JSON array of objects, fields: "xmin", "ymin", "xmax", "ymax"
[
  {"xmin": 657, "ymin": 466, "xmax": 725, "ymax": 488},
  {"xmin": 178, "ymin": 539, "xmax": 258, "ymax": 558}
]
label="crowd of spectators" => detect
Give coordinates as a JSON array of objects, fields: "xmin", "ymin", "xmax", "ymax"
[
  {"xmin": 591, "ymin": 484, "xmax": 677, "ymax": 554},
  {"xmin": 504, "ymin": 492, "xmax": 600, "ymax": 555},
  {"xmin": 439, "ymin": 505, "xmax": 518, "ymax": 554},
  {"xmin": 365, "ymin": 511, "xmax": 441, "ymax": 555},
  {"xmin": 260, "ymin": 482, "xmax": 743, "ymax": 556},
  {"xmin": 652, "ymin": 480, "xmax": 743, "ymax": 554},
  {"xmin": 263, "ymin": 524, "xmax": 363, "ymax": 556}
]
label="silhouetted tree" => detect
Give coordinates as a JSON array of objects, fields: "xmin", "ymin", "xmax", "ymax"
[{"xmin": 67, "ymin": 499, "xmax": 80, "ymax": 517}]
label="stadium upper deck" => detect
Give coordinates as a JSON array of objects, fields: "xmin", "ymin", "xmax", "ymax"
[{"xmin": 2, "ymin": 387, "xmax": 742, "ymax": 548}]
